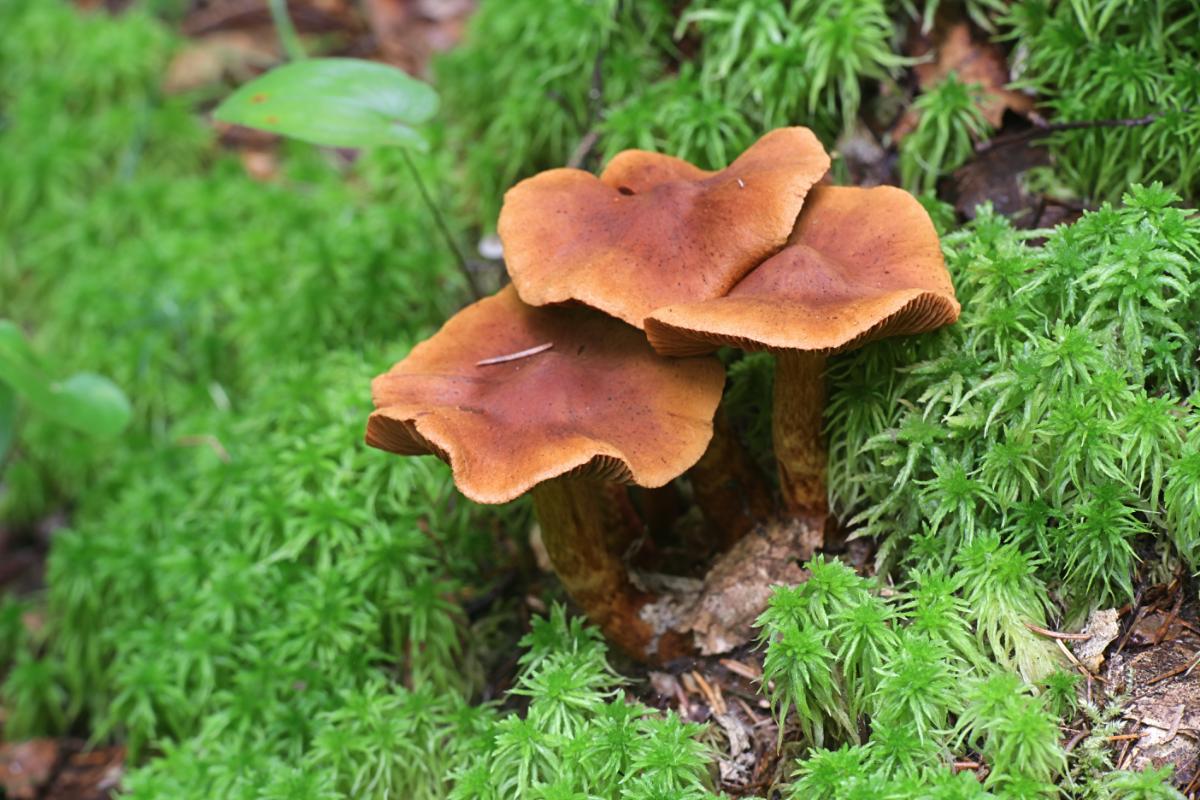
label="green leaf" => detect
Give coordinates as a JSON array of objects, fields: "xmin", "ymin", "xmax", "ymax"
[
  {"xmin": 213, "ymin": 58, "xmax": 439, "ymax": 150},
  {"xmin": 0, "ymin": 321, "xmax": 130, "ymax": 439},
  {"xmin": 45, "ymin": 374, "xmax": 132, "ymax": 439},
  {"xmin": 0, "ymin": 381, "xmax": 15, "ymax": 464}
]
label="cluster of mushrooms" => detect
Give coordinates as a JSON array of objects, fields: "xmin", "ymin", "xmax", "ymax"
[{"xmin": 366, "ymin": 128, "xmax": 961, "ymax": 663}]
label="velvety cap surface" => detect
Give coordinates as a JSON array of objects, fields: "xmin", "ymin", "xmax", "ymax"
[
  {"xmin": 498, "ymin": 127, "xmax": 831, "ymax": 328},
  {"xmin": 366, "ymin": 287, "xmax": 726, "ymax": 504},
  {"xmin": 645, "ymin": 185, "xmax": 961, "ymax": 357}
]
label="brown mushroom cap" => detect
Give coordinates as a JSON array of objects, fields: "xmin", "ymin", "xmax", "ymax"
[
  {"xmin": 366, "ymin": 286, "xmax": 726, "ymax": 504},
  {"xmin": 498, "ymin": 127, "xmax": 832, "ymax": 328},
  {"xmin": 644, "ymin": 185, "xmax": 961, "ymax": 357}
]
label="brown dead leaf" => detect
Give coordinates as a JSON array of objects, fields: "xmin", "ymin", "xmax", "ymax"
[
  {"xmin": 636, "ymin": 517, "xmax": 820, "ymax": 657},
  {"xmin": 714, "ymin": 712, "xmax": 756, "ymax": 789},
  {"xmin": 164, "ymin": 31, "xmax": 280, "ymax": 94},
  {"xmin": 1130, "ymin": 609, "xmax": 1194, "ymax": 648},
  {"xmin": 0, "ymin": 739, "xmax": 60, "ymax": 800},
  {"xmin": 950, "ymin": 136, "xmax": 1048, "ymax": 223},
  {"xmin": 44, "ymin": 746, "xmax": 124, "ymax": 800},
  {"xmin": 918, "ymin": 23, "xmax": 1032, "ymax": 127},
  {"xmin": 1106, "ymin": 638, "xmax": 1200, "ymax": 788},
  {"xmin": 240, "ymin": 148, "xmax": 280, "ymax": 182},
  {"xmin": 363, "ymin": 0, "xmax": 473, "ymax": 74},
  {"xmin": 896, "ymin": 22, "xmax": 1033, "ymax": 142},
  {"xmin": 688, "ymin": 517, "xmax": 820, "ymax": 655}
]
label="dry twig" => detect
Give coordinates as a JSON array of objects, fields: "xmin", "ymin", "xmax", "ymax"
[{"xmin": 977, "ymin": 108, "xmax": 1194, "ymax": 153}]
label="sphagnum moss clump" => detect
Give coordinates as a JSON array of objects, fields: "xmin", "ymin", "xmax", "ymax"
[
  {"xmin": 827, "ymin": 184, "xmax": 1200, "ymax": 609},
  {"xmin": 1002, "ymin": 0, "xmax": 1200, "ymax": 203}
]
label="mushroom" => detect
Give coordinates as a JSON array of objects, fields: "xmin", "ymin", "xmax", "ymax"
[
  {"xmin": 499, "ymin": 129, "xmax": 826, "ymax": 544},
  {"xmin": 644, "ymin": 185, "xmax": 961, "ymax": 521},
  {"xmin": 365, "ymin": 286, "xmax": 725, "ymax": 661},
  {"xmin": 497, "ymin": 127, "xmax": 831, "ymax": 329}
]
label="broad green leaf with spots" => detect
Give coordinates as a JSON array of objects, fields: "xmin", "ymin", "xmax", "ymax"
[{"xmin": 214, "ymin": 58, "xmax": 439, "ymax": 150}]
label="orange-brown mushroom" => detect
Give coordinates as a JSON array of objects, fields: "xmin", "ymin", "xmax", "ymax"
[
  {"xmin": 645, "ymin": 185, "xmax": 961, "ymax": 521},
  {"xmin": 366, "ymin": 286, "xmax": 725, "ymax": 661},
  {"xmin": 497, "ymin": 127, "xmax": 831, "ymax": 329}
]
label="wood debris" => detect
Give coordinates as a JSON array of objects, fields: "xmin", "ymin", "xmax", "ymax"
[{"xmin": 1102, "ymin": 583, "xmax": 1200, "ymax": 791}]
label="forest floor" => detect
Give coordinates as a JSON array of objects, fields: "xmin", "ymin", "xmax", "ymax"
[{"xmin": 2, "ymin": 1, "xmax": 1199, "ymax": 798}]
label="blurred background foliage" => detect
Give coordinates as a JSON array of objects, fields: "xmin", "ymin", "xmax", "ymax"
[{"xmin": 438, "ymin": 0, "xmax": 1199, "ymax": 224}]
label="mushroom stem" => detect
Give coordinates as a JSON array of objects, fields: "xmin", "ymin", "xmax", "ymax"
[
  {"xmin": 634, "ymin": 483, "xmax": 687, "ymax": 540},
  {"xmin": 772, "ymin": 350, "xmax": 829, "ymax": 519},
  {"xmin": 531, "ymin": 477, "xmax": 658, "ymax": 659},
  {"xmin": 689, "ymin": 406, "xmax": 774, "ymax": 548}
]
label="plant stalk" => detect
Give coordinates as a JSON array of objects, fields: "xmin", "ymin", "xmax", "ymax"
[
  {"xmin": 267, "ymin": 0, "xmax": 307, "ymax": 62},
  {"xmin": 401, "ymin": 149, "xmax": 484, "ymax": 300}
]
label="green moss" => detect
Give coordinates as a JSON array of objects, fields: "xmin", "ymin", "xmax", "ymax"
[
  {"xmin": 899, "ymin": 73, "xmax": 994, "ymax": 193},
  {"xmin": 450, "ymin": 607, "xmax": 720, "ymax": 800},
  {"xmin": 0, "ymin": 6, "xmax": 510, "ymax": 797},
  {"xmin": 4, "ymin": 3, "xmax": 1197, "ymax": 798},
  {"xmin": 0, "ymin": 0, "xmax": 470, "ymax": 521},
  {"xmin": 762, "ymin": 560, "xmax": 1067, "ymax": 798},
  {"xmin": 826, "ymin": 185, "xmax": 1200, "ymax": 624},
  {"xmin": 435, "ymin": 0, "xmax": 915, "ymax": 229},
  {"xmin": 1002, "ymin": 0, "xmax": 1200, "ymax": 202}
]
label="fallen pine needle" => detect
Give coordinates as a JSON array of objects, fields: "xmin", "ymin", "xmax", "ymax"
[
  {"xmin": 1154, "ymin": 593, "xmax": 1184, "ymax": 645},
  {"xmin": 1184, "ymin": 766, "xmax": 1200, "ymax": 796},
  {"xmin": 1146, "ymin": 651, "xmax": 1200, "ymax": 685},
  {"xmin": 1064, "ymin": 730, "xmax": 1090, "ymax": 752},
  {"xmin": 476, "ymin": 342, "xmax": 553, "ymax": 366},
  {"xmin": 720, "ymin": 658, "xmax": 762, "ymax": 681},
  {"xmin": 1025, "ymin": 621, "xmax": 1091, "ymax": 640},
  {"xmin": 692, "ymin": 670, "xmax": 727, "ymax": 716}
]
